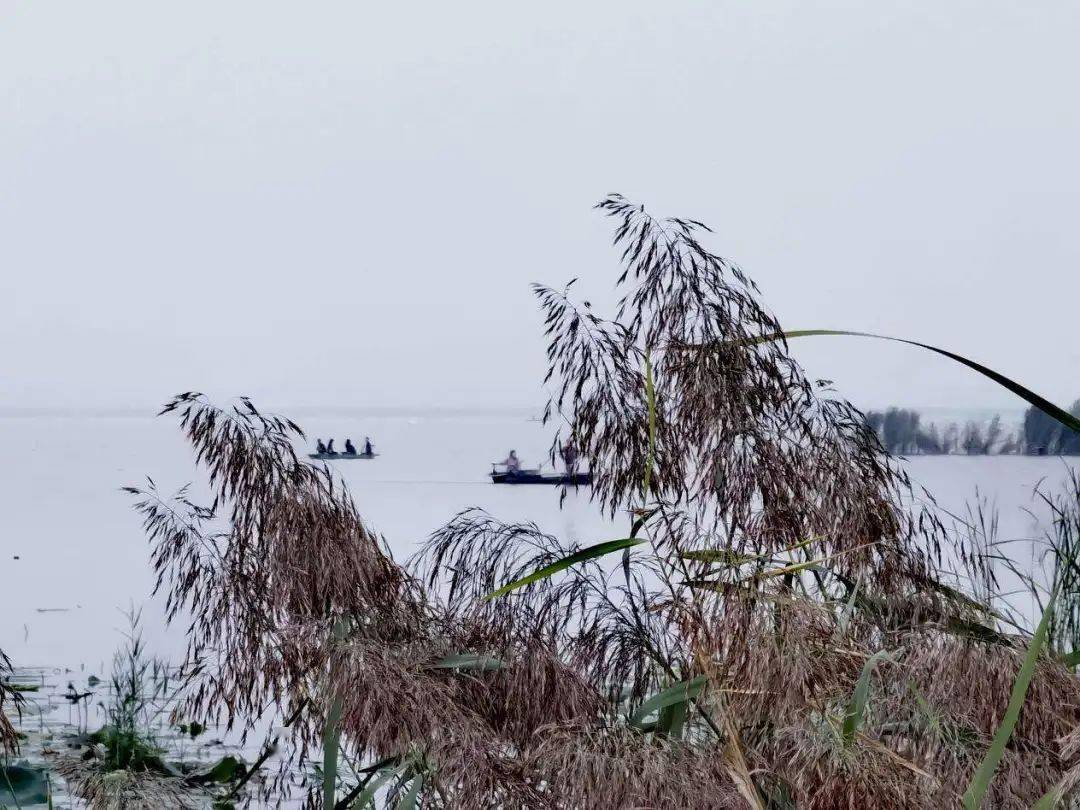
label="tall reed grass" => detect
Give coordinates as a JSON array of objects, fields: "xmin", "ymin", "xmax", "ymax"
[{"xmin": 126, "ymin": 195, "xmax": 1080, "ymax": 808}]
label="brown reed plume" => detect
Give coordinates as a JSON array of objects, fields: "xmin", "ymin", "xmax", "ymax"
[
  {"xmin": 129, "ymin": 197, "xmax": 1080, "ymax": 808},
  {"xmin": 125, "ymin": 396, "xmax": 429, "ymax": 802},
  {"xmin": 416, "ymin": 195, "xmax": 1080, "ymax": 807}
]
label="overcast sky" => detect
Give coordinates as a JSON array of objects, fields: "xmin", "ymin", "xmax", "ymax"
[{"xmin": 2, "ymin": 1, "xmax": 1078, "ymax": 414}]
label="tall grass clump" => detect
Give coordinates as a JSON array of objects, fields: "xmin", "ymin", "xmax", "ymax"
[
  {"xmin": 1038, "ymin": 469, "xmax": 1080, "ymax": 661},
  {"xmin": 129, "ymin": 195, "xmax": 1080, "ymax": 807},
  {"xmin": 56, "ymin": 609, "xmax": 253, "ymax": 808},
  {"xmin": 92, "ymin": 608, "xmax": 174, "ymax": 773}
]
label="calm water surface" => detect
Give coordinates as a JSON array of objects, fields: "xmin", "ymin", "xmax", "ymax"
[{"xmin": 1, "ymin": 410, "xmax": 1075, "ymax": 672}]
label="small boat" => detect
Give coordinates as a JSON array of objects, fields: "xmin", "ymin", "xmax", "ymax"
[
  {"xmin": 490, "ymin": 467, "xmax": 591, "ymax": 485},
  {"xmin": 309, "ymin": 451, "xmax": 378, "ymax": 460}
]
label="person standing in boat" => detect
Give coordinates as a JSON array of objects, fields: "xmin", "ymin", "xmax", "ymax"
[
  {"xmin": 344, "ymin": 438, "xmax": 357, "ymax": 455},
  {"xmin": 501, "ymin": 449, "xmax": 521, "ymax": 473},
  {"xmin": 560, "ymin": 441, "xmax": 579, "ymax": 473},
  {"xmin": 316, "ymin": 438, "xmax": 328, "ymax": 454},
  {"xmin": 364, "ymin": 437, "xmax": 374, "ymax": 456}
]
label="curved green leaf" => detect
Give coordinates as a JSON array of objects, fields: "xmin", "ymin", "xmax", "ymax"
[
  {"xmin": 485, "ymin": 538, "xmax": 646, "ymax": 599},
  {"xmin": 842, "ymin": 650, "xmax": 895, "ymax": 747},
  {"xmin": 963, "ymin": 594, "xmax": 1057, "ymax": 808},
  {"xmin": 756, "ymin": 330, "xmax": 1080, "ymax": 435},
  {"xmin": 631, "ymin": 675, "xmax": 708, "ymax": 726},
  {"xmin": 323, "ymin": 619, "xmax": 347, "ymax": 809},
  {"xmin": 197, "ymin": 755, "xmax": 244, "ymax": 783},
  {"xmin": 396, "ymin": 774, "xmax": 423, "ymax": 810},
  {"xmin": 350, "ymin": 761, "xmax": 409, "ymax": 808},
  {"xmin": 1033, "ymin": 785, "xmax": 1062, "ymax": 810},
  {"xmin": 657, "ymin": 701, "xmax": 688, "ymax": 739},
  {"xmin": 1061, "ymin": 649, "xmax": 1080, "ymax": 669}
]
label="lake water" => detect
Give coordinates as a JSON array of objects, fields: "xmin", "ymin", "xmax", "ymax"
[{"xmin": 1, "ymin": 408, "xmax": 1076, "ymax": 675}]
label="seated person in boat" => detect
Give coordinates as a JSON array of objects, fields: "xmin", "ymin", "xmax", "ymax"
[
  {"xmin": 326, "ymin": 438, "xmax": 336, "ymax": 454},
  {"xmin": 364, "ymin": 436, "xmax": 374, "ymax": 456},
  {"xmin": 316, "ymin": 438, "xmax": 328, "ymax": 454},
  {"xmin": 501, "ymin": 449, "xmax": 521, "ymax": 472},
  {"xmin": 344, "ymin": 438, "xmax": 357, "ymax": 455}
]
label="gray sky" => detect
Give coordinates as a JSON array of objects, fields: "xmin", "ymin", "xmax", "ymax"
[{"xmin": 3, "ymin": 1, "xmax": 1078, "ymax": 413}]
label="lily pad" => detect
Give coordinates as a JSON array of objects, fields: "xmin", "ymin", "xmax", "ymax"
[
  {"xmin": 191, "ymin": 755, "xmax": 246, "ymax": 784},
  {"xmin": 0, "ymin": 763, "xmax": 50, "ymax": 805}
]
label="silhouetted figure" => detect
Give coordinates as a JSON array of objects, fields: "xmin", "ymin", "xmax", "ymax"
[
  {"xmin": 344, "ymin": 439, "xmax": 357, "ymax": 455},
  {"xmin": 364, "ymin": 436, "xmax": 374, "ymax": 456},
  {"xmin": 326, "ymin": 438, "xmax": 335, "ymax": 454},
  {"xmin": 560, "ymin": 442, "xmax": 579, "ymax": 472},
  {"xmin": 501, "ymin": 449, "xmax": 521, "ymax": 472},
  {"xmin": 316, "ymin": 439, "xmax": 327, "ymax": 454}
]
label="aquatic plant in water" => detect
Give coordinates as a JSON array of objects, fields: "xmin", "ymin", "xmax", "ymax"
[
  {"xmin": 52, "ymin": 607, "xmax": 253, "ymax": 808},
  {"xmin": 92, "ymin": 607, "xmax": 174, "ymax": 774}
]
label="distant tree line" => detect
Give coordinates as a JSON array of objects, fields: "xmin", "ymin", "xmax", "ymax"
[{"xmin": 864, "ymin": 401, "xmax": 1080, "ymax": 456}]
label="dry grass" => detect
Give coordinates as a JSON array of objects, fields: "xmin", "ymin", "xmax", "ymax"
[{"xmin": 52, "ymin": 754, "xmax": 213, "ymax": 809}]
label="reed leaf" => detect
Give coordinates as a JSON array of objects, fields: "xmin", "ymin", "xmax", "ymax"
[
  {"xmin": 753, "ymin": 559, "xmax": 821, "ymax": 580},
  {"xmin": 1033, "ymin": 783, "xmax": 1064, "ymax": 810},
  {"xmin": 836, "ymin": 575, "xmax": 861, "ymax": 635},
  {"xmin": 1060, "ymin": 649, "xmax": 1080, "ymax": 668},
  {"xmin": 656, "ymin": 701, "xmax": 688, "ymax": 739},
  {"xmin": 746, "ymin": 540, "xmax": 880, "ymax": 585},
  {"xmin": 323, "ymin": 619, "xmax": 347, "ymax": 809},
  {"xmin": 750, "ymin": 330, "xmax": 1080, "ymax": 435},
  {"xmin": 321, "ymin": 707, "xmax": 342, "ymax": 809},
  {"xmin": 396, "ymin": 774, "xmax": 423, "ymax": 810},
  {"xmin": 962, "ymin": 596, "xmax": 1056, "ymax": 808},
  {"xmin": 485, "ymin": 538, "xmax": 645, "ymax": 599},
  {"xmin": 351, "ymin": 761, "xmax": 409, "ymax": 808},
  {"xmin": 630, "ymin": 675, "xmax": 708, "ymax": 726},
  {"xmin": 842, "ymin": 650, "xmax": 895, "ymax": 747}
]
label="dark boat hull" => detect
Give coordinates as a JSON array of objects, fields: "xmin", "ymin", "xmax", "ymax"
[
  {"xmin": 490, "ymin": 471, "xmax": 591, "ymax": 485},
  {"xmin": 309, "ymin": 452, "xmax": 377, "ymax": 460}
]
